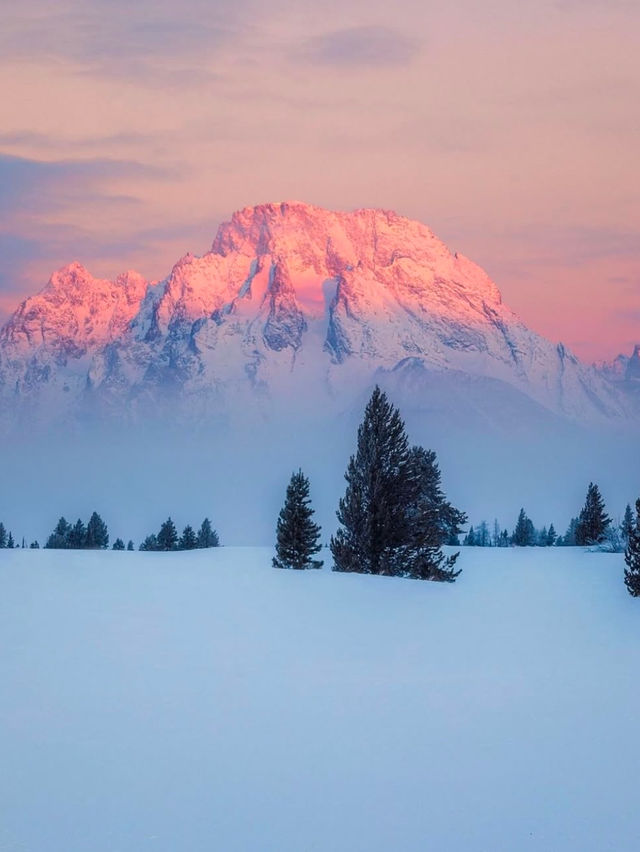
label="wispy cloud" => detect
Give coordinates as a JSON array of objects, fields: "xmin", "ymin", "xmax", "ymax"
[
  {"xmin": 0, "ymin": 0, "xmax": 250, "ymax": 84},
  {"xmin": 0, "ymin": 153, "xmax": 168, "ymax": 217},
  {"xmin": 298, "ymin": 26, "xmax": 420, "ymax": 69}
]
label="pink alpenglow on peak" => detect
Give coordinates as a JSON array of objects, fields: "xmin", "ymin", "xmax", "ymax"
[{"xmin": 0, "ymin": 202, "xmax": 636, "ymax": 429}]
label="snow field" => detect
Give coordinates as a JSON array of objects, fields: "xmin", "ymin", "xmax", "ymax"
[{"xmin": 1, "ymin": 546, "xmax": 638, "ymax": 851}]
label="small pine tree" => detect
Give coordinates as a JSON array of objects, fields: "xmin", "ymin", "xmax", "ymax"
[
  {"xmin": 179, "ymin": 525, "xmax": 198, "ymax": 550},
  {"xmin": 547, "ymin": 523, "xmax": 557, "ymax": 547},
  {"xmin": 30, "ymin": 541, "xmax": 39, "ymax": 549},
  {"xmin": 127, "ymin": 540, "xmax": 135, "ymax": 551},
  {"xmin": 273, "ymin": 469, "xmax": 323, "ymax": 570},
  {"xmin": 196, "ymin": 518, "xmax": 219, "ymax": 548},
  {"xmin": 157, "ymin": 518, "xmax": 178, "ymax": 551},
  {"xmin": 112, "ymin": 538, "xmax": 125, "ymax": 551},
  {"xmin": 512, "ymin": 509, "xmax": 535, "ymax": 546},
  {"xmin": 7, "ymin": 532, "xmax": 15, "ymax": 549},
  {"xmin": 621, "ymin": 504, "xmax": 634, "ymax": 544},
  {"xmin": 575, "ymin": 483, "xmax": 610, "ymax": 545},
  {"xmin": 0, "ymin": 522, "xmax": 6, "ymax": 548},
  {"xmin": 46, "ymin": 517, "xmax": 71, "ymax": 549},
  {"xmin": 86, "ymin": 511, "xmax": 109, "ymax": 549},
  {"xmin": 624, "ymin": 499, "xmax": 640, "ymax": 597},
  {"xmin": 464, "ymin": 526, "xmax": 476, "ymax": 546},
  {"xmin": 139, "ymin": 534, "xmax": 159, "ymax": 551}
]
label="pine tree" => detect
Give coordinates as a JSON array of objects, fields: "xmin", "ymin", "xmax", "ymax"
[
  {"xmin": 69, "ymin": 518, "xmax": 87, "ymax": 549},
  {"xmin": 7, "ymin": 532, "xmax": 15, "ymax": 549},
  {"xmin": 46, "ymin": 517, "xmax": 71, "ymax": 549},
  {"xmin": 196, "ymin": 518, "xmax": 219, "ymax": 548},
  {"xmin": 157, "ymin": 518, "xmax": 178, "ymax": 551},
  {"xmin": 0, "ymin": 522, "xmax": 6, "ymax": 548},
  {"xmin": 402, "ymin": 462, "xmax": 461, "ymax": 582},
  {"xmin": 86, "ymin": 511, "xmax": 109, "ymax": 549},
  {"xmin": 621, "ymin": 504, "xmax": 634, "ymax": 544},
  {"xmin": 331, "ymin": 387, "xmax": 414, "ymax": 575},
  {"xmin": 331, "ymin": 387, "xmax": 462, "ymax": 581},
  {"xmin": 112, "ymin": 538, "xmax": 125, "ymax": 551},
  {"xmin": 179, "ymin": 525, "xmax": 198, "ymax": 550},
  {"xmin": 575, "ymin": 483, "xmax": 610, "ymax": 545},
  {"xmin": 127, "ymin": 540, "xmax": 135, "ymax": 551},
  {"xmin": 547, "ymin": 523, "xmax": 557, "ymax": 546},
  {"xmin": 273, "ymin": 470, "xmax": 323, "ymax": 569},
  {"xmin": 30, "ymin": 541, "xmax": 39, "ymax": 549},
  {"xmin": 512, "ymin": 509, "xmax": 535, "ymax": 546},
  {"xmin": 624, "ymin": 499, "xmax": 640, "ymax": 597},
  {"xmin": 139, "ymin": 534, "xmax": 159, "ymax": 551}
]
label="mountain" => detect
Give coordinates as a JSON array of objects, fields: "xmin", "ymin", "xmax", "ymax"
[{"xmin": 0, "ymin": 201, "xmax": 634, "ymax": 431}]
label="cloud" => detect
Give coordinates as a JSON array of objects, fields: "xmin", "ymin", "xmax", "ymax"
[
  {"xmin": 0, "ymin": 0, "xmax": 250, "ymax": 84},
  {"xmin": 298, "ymin": 26, "xmax": 420, "ymax": 69},
  {"xmin": 0, "ymin": 153, "xmax": 168, "ymax": 218}
]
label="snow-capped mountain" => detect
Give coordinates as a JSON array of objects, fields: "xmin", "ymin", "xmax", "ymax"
[{"xmin": 0, "ymin": 202, "xmax": 634, "ymax": 430}]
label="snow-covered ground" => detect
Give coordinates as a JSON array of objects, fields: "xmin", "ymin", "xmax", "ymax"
[{"xmin": 1, "ymin": 546, "xmax": 638, "ymax": 851}]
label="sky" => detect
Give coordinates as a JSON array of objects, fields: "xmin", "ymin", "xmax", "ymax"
[{"xmin": 0, "ymin": 0, "xmax": 638, "ymax": 362}]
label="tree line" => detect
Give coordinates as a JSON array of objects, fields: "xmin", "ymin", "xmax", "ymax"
[
  {"xmin": 464, "ymin": 484, "xmax": 636, "ymax": 551},
  {"xmin": 139, "ymin": 517, "xmax": 219, "ymax": 551},
  {"xmin": 5, "ymin": 512, "xmax": 221, "ymax": 552}
]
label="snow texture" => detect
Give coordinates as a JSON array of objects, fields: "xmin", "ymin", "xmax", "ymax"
[{"xmin": 1, "ymin": 546, "xmax": 639, "ymax": 852}]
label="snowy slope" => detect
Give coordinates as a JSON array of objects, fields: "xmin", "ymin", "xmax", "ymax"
[
  {"xmin": 0, "ymin": 202, "xmax": 632, "ymax": 428},
  {"xmin": 1, "ymin": 546, "xmax": 639, "ymax": 852}
]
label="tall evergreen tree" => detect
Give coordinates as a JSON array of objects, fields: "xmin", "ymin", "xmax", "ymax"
[
  {"xmin": 69, "ymin": 519, "xmax": 87, "ymax": 549},
  {"xmin": 273, "ymin": 469, "xmax": 323, "ymax": 570},
  {"xmin": 196, "ymin": 518, "xmax": 219, "ymax": 548},
  {"xmin": 547, "ymin": 523, "xmax": 557, "ymax": 546},
  {"xmin": 575, "ymin": 483, "xmax": 610, "ymax": 545},
  {"xmin": 157, "ymin": 518, "xmax": 178, "ymax": 551},
  {"xmin": 331, "ymin": 387, "xmax": 415, "ymax": 575},
  {"xmin": 621, "ymin": 504, "xmax": 634, "ymax": 544},
  {"xmin": 0, "ymin": 522, "xmax": 6, "ymax": 548},
  {"xmin": 179, "ymin": 525, "xmax": 198, "ymax": 550},
  {"xmin": 331, "ymin": 387, "xmax": 462, "ymax": 580},
  {"xmin": 624, "ymin": 499, "xmax": 640, "ymax": 597},
  {"xmin": 86, "ymin": 511, "xmax": 109, "ymax": 549}
]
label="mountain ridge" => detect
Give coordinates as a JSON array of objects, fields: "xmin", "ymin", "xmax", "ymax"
[{"xmin": 0, "ymin": 201, "xmax": 636, "ymax": 429}]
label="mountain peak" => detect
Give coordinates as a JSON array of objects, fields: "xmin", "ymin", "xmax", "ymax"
[{"xmin": 0, "ymin": 201, "xmax": 634, "ymax": 427}]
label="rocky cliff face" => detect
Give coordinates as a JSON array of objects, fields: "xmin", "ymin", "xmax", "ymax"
[{"xmin": 0, "ymin": 202, "xmax": 633, "ymax": 428}]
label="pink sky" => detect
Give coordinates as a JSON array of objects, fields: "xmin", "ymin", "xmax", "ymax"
[{"xmin": 0, "ymin": 0, "xmax": 638, "ymax": 362}]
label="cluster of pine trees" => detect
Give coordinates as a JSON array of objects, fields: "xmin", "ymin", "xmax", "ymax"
[
  {"xmin": 0, "ymin": 523, "xmax": 18, "ymax": 549},
  {"xmin": 139, "ymin": 517, "xmax": 219, "ymax": 552},
  {"xmin": 273, "ymin": 387, "xmax": 465, "ymax": 581},
  {"xmin": 463, "ymin": 516, "xmax": 558, "ymax": 548},
  {"xmin": 465, "ymin": 484, "xmax": 637, "ymax": 552},
  {"xmin": 45, "ymin": 512, "xmax": 110, "ymax": 550}
]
